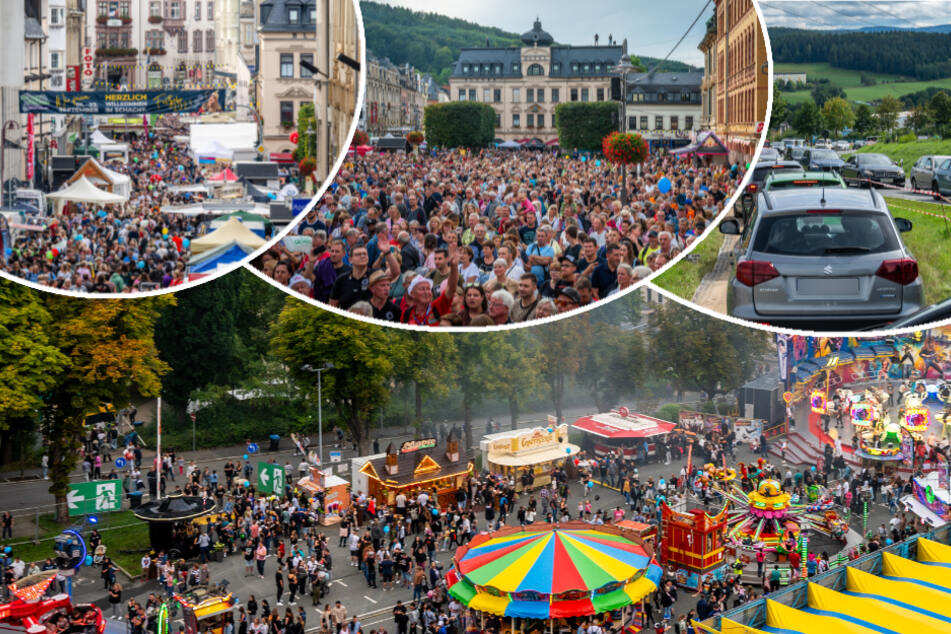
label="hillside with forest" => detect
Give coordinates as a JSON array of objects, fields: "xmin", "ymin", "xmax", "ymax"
[
  {"xmin": 769, "ymin": 27, "xmax": 951, "ymax": 80},
  {"xmin": 361, "ymin": 1, "xmax": 699, "ymax": 85}
]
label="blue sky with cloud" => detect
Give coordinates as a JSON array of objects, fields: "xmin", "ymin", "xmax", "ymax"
[{"xmin": 759, "ymin": 1, "xmax": 949, "ymax": 30}]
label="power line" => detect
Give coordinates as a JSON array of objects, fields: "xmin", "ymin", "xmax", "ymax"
[
  {"xmin": 642, "ymin": 0, "xmax": 714, "ymax": 77},
  {"xmin": 808, "ymin": 1, "xmax": 877, "ymax": 27},
  {"xmin": 858, "ymin": 1, "xmax": 920, "ymax": 29}
]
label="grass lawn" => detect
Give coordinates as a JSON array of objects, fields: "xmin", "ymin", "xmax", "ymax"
[
  {"xmin": 9, "ymin": 510, "xmax": 149, "ymax": 576},
  {"xmin": 850, "ymin": 139, "xmax": 951, "ymax": 173},
  {"xmin": 653, "ymin": 229, "xmax": 725, "ymax": 299},
  {"xmin": 775, "ymin": 63, "xmax": 906, "ymax": 87},
  {"xmin": 884, "ymin": 197, "xmax": 951, "ymax": 305},
  {"xmin": 774, "ymin": 62, "xmax": 951, "ymax": 104}
]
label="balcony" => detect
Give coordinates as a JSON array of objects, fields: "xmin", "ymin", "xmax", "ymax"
[
  {"xmin": 145, "ymin": 48, "xmax": 166, "ymax": 56},
  {"xmin": 96, "ymin": 47, "xmax": 138, "ymax": 59},
  {"xmin": 96, "ymin": 15, "xmax": 132, "ymax": 25},
  {"xmin": 148, "ymin": 15, "xmax": 163, "ymax": 24}
]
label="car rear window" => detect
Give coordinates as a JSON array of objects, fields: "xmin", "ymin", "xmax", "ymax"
[
  {"xmin": 751, "ymin": 212, "xmax": 900, "ymax": 256},
  {"xmin": 753, "ymin": 166, "xmax": 801, "ymax": 185}
]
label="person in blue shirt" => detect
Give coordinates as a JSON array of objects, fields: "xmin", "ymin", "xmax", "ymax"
[{"xmin": 525, "ymin": 226, "xmax": 555, "ymax": 284}]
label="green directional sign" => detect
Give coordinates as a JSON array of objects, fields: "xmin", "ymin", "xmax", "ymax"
[
  {"xmin": 257, "ymin": 462, "xmax": 285, "ymax": 495},
  {"xmin": 67, "ymin": 479, "xmax": 122, "ymax": 517}
]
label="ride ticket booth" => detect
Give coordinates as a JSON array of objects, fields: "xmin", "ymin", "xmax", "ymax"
[
  {"xmin": 480, "ymin": 423, "xmax": 580, "ymax": 492},
  {"xmin": 358, "ymin": 429, "xmax": 474, "ymax": 511},
  {"xmin": 174, "ymin": 586, "xmax": 236, "ymax": 634}
]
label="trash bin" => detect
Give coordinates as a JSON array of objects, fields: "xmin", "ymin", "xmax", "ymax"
[
  {"xmin": 269, "ymin": 434, "xmax": 280, "ymax": 452},
  {"xmin": 128, "ymin": 491, "xmax": 143, "ymax": 508}
]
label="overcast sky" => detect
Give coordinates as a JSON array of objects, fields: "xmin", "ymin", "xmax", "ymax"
[
  {"xmin": 372, "ymin": 0, "xmax": 722, "ymax": 66},
  {"xmin": 759, "ymin": 0, "xmax": 950, "ymax": 30}
]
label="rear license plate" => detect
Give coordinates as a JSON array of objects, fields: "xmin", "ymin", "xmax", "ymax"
[{"xmin": 795, "ymin": 278, "xmax": 860, "ymax": 295}]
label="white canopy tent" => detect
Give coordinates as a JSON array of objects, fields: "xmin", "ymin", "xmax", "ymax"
[
  {"xmin": 192, "ymin": 138, "xmax": 235, "ymax": 162},
  {"xmin": 46, "ymin": 176, "xmax": 127, "ymax": 213},
  {"xmin": 90, "ymin": 130, "xmax": 114, "ymax": 145}
]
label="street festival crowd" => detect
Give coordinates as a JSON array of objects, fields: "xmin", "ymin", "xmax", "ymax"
[
  {"xmin": 0, "ymin": 121, "xmax": 219, "ymax": 293},
  {"xmin": 257, "ymin": 148, "xmax": 744, "ymax": 325},
  {"xmin": 4, "ymin": 405, "xmax": 949, "ymax": 634}
]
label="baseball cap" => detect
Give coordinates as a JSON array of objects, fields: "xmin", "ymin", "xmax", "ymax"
[
  {"xmin": 289, "ymin": 274, "xmax": 311, "ymax": 288},
  {"xmin": 407, "ymin": 276, "xmax": 434, "ymax": 295},
  {"xmin": 557, "ymin": 287, "xmax": 581, "ymax": 304}
]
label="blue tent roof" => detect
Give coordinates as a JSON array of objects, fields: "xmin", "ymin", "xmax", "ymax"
[{"xmin": 188, "ymin": 242, "xmax": 258, "ymax": 274}]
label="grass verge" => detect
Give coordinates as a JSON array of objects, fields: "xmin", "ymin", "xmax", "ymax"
[
  {"xmin": 7, "ymin": 510, "xmax": 149, "ymax": 575},
  {"xmin": 653, "ymin": 230, "xmax": 725, "ymax": 300},
  {"xmin": 884, "ymin": 197, "xmax": 951, "ymax": 305}
]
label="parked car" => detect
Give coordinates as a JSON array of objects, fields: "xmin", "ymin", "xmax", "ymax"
[
  {"xmin": 719, "ymin": 187, "xmax": 922, "ymax": 329},
  {"xmin": 833, "ymin": 140, "xmax": 850, "ymax": 151},
  {"xmin": 737, "ymin": 160, "xmax": 804, "ymax": 220},
  {"xmin": 758, "ymin": 147, "xmax": 782, "ymax": 162},
  {"xmin": 814, "ymin": 140, "xmax": 832, "ymax": 150},
  {"xmin": 784, "ymin": 146, "xmax": 808, "ymax": 163},
  {"xmin": 933, "ymin": 158, "xmax": 951, "ymax": 197},
  {"xmin": 801, "ymin": 148, "xmax": 845, "ymax": 172},
  {"xmin": 763, "ymin": 170, "xmax": 846, "ymax": 192},
  {"xmin": 909, "ymin": 154, "xmax": 951, "ymax": 193},
  {"xmin": 840, "ymin": 153, "xmax": 905, "ymax": 188}
]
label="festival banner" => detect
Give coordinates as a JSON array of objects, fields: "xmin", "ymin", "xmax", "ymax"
[
  {"xmin": 25, "ymin": 114, "xmax": 34, "ymax": 183},
  {"xmin": 776, "ymin": 333, "xmax": 790, "ymax": 382},
  {"xmin": 18, "ymin": 89, "xmax": 227, "ymax": 115}
]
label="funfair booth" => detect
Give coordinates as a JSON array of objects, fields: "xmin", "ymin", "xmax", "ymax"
[
  {"xmin": 357, "ymin": 430, "xmax": 474, "ymax": 510},
  {"xmin": 572, "ymin": 408, "xmax": 676, "ymax": 457},
  {"xmin": 480, "ymin": 422, "xmax": 580, "ymax": 492}
]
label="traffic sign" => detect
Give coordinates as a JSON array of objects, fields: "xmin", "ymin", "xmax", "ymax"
[
  {"xmin": 115, "ymin": 457, "xmax": 126, "ymax": 468},
  {"xmin": 67, "ymin": 480, "xmax": 122, "ymax": 517},
  {"xmin": 257, "ymin": 462, "xmax": 285, "ymax": 495}
]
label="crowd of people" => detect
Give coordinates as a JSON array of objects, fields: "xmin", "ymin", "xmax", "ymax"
[
  {"xmin": 257, "ymin": 148, "xmax": 744, "ymax": 326},
  {"xmin": 3, "ymin": 390, "xmax": 945, "ymax": 634}
]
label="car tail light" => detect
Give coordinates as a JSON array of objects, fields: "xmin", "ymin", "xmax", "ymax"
[
  {"xmin": 736, "ymin": 260, "xmax": 780, "ymax": 286},
  {"xmin": 747, "ymin": 183, "xmax": 758, "ymax": 193},
  {"xmin": 876, "ymin": 258, "xmax": 918, "ymax": 285}
]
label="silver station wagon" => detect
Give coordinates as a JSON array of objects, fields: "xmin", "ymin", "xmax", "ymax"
[{"xmin": 719, "ymin": 188, "xmax": 923, "ymax": 329}]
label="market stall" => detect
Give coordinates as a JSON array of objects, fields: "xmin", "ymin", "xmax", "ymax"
[
  {"xmin": 173, "ymin": 586, "xmax": 236, "ymax": 634},
  {"xmin": 357, "ymin": 430, "xmax": 473, "ymax": 510},
  {"xmin": 572, "ymin": 409, "xmax": 676, "ymax": 458},
  {"xmin": 480, "ymin": 423, "xmax": 580, "ymax": 492},
  {"xmin": 297, "ymin": 466, "xmax": 351, "ymax": 525}
]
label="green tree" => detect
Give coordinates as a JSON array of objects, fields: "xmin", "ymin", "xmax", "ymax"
[
  {"xmin": 648, "ymin": 304, "xmax": 769, "ymax": 412},
  {"xmin": 575, "ymin": 323, "xmax": 645, "ymax": 412},
  {"xmin": 391, "ymin": 332, "xmax": 459, "ymax": 435},
  {"xmin": 0, "ymin": 284, "xmax": 68, "ymax": 464},
  {"xmin": 532, "ymin": 318, "xmax": 589, "ymax": 423},
  {"xmin": 853, "ymin": 103, "xmax": 877, "ymax": 137},
  {"xmin": 43, "ymin": 297, "xmax": 172, "ymax": 521},
  {"xmin": 484, "ymin": 331, "xmax": 544, "ymax": 430},
  {"xmin": 432, "ymin": 46, "xmax": 454, "ymax": 74},
  {"xmin": 876, "ymin": 95, "xmax": 903, "ymax": 137},
  {"xmin": 453, "ymin": 334, "xmax": 508, "ymax": 449},
  {"xmin": 792, "ymin": 99, "xmax": 821, "ymax": 138},
  {"xmin": 810, "ymin": 83, "xmax": 845, "ymax": 108},
  {"xmin": 155, "ymin": 273, "xmax": 241, "ymax": 413},
  {"xmin": 555, "ymin": 102, "xmax": 618, "ymax": 151},
  {"xmin": 629, "ymin": 55, "xmax": 647, "ymax": 72},
  {"xmin": 769, "ymin": 89, "xmax": 788, "ymax": 132},
  {"xmin": 271, "ymin": 304, "xmax": 396, "ymax": 454},
  {"xmin": 907, "ymin": 105, "xmax": 932, "ymax": 135},
  {"xmin": 423, "ymin": 102, "xmax": 495, "ymax": 148},
  {"xmin": 928, "ymin": 91, "xmax": 951, "ymax": 135},
  {"xmin": 821, "ymin": 97, "xmax": 855, "ymax": 138},
  {"xmin": 293, "ymin": 103, "xmax": 317, "ymax": 161}
]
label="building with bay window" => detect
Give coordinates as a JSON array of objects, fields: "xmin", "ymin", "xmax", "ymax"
[{"xmin": 448, "ymin": 19, "xmax": 625, "ymax": 143}]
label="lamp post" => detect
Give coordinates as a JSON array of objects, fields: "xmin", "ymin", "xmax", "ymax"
[
  {"xmin": 303, "ymin": 362, "xmax": 334, "ymax": 467},
  {"xmin": 610, "ymin": 55, "xmax": 635, "ymax": 206}
]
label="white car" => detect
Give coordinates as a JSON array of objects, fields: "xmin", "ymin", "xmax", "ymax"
[{"xmin": 833, "ymin": 140, "xmax": 850, "ymax": 151}]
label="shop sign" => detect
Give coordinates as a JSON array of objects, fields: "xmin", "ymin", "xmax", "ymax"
[
  {"xmin": 400, "ymin": 438, "xmax": 436, "ymax": 454},
  {"xmin": 519, "ymin": 427, "xmax": 559, "ymax": 450}
]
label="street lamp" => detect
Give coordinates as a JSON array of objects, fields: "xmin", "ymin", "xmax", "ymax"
[
  {"xmin": 302, "ymin": 362, "xmax": 334, "ymax": 468},
  {"xmin": 611, "ymin": 56, "xmax": 636, "ymax": 206}
]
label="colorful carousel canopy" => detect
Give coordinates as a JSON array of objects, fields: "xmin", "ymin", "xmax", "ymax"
[{"xmin": 447, "ymin": 522, "xmax": 662, "ymax": 618}]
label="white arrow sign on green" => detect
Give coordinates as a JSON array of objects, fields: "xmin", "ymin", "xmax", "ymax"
[
  {"xmin": 257, "ymin": 462, "xmax": 285, "ymax": 495},
  {"xmin": 67, "ymin": 480, "xmax": 122, "ymax": 517}
]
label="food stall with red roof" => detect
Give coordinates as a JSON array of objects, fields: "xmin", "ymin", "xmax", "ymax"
[{"xmin": 571, "ymin": 408, "xmax": 676, "ymax": 458}]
